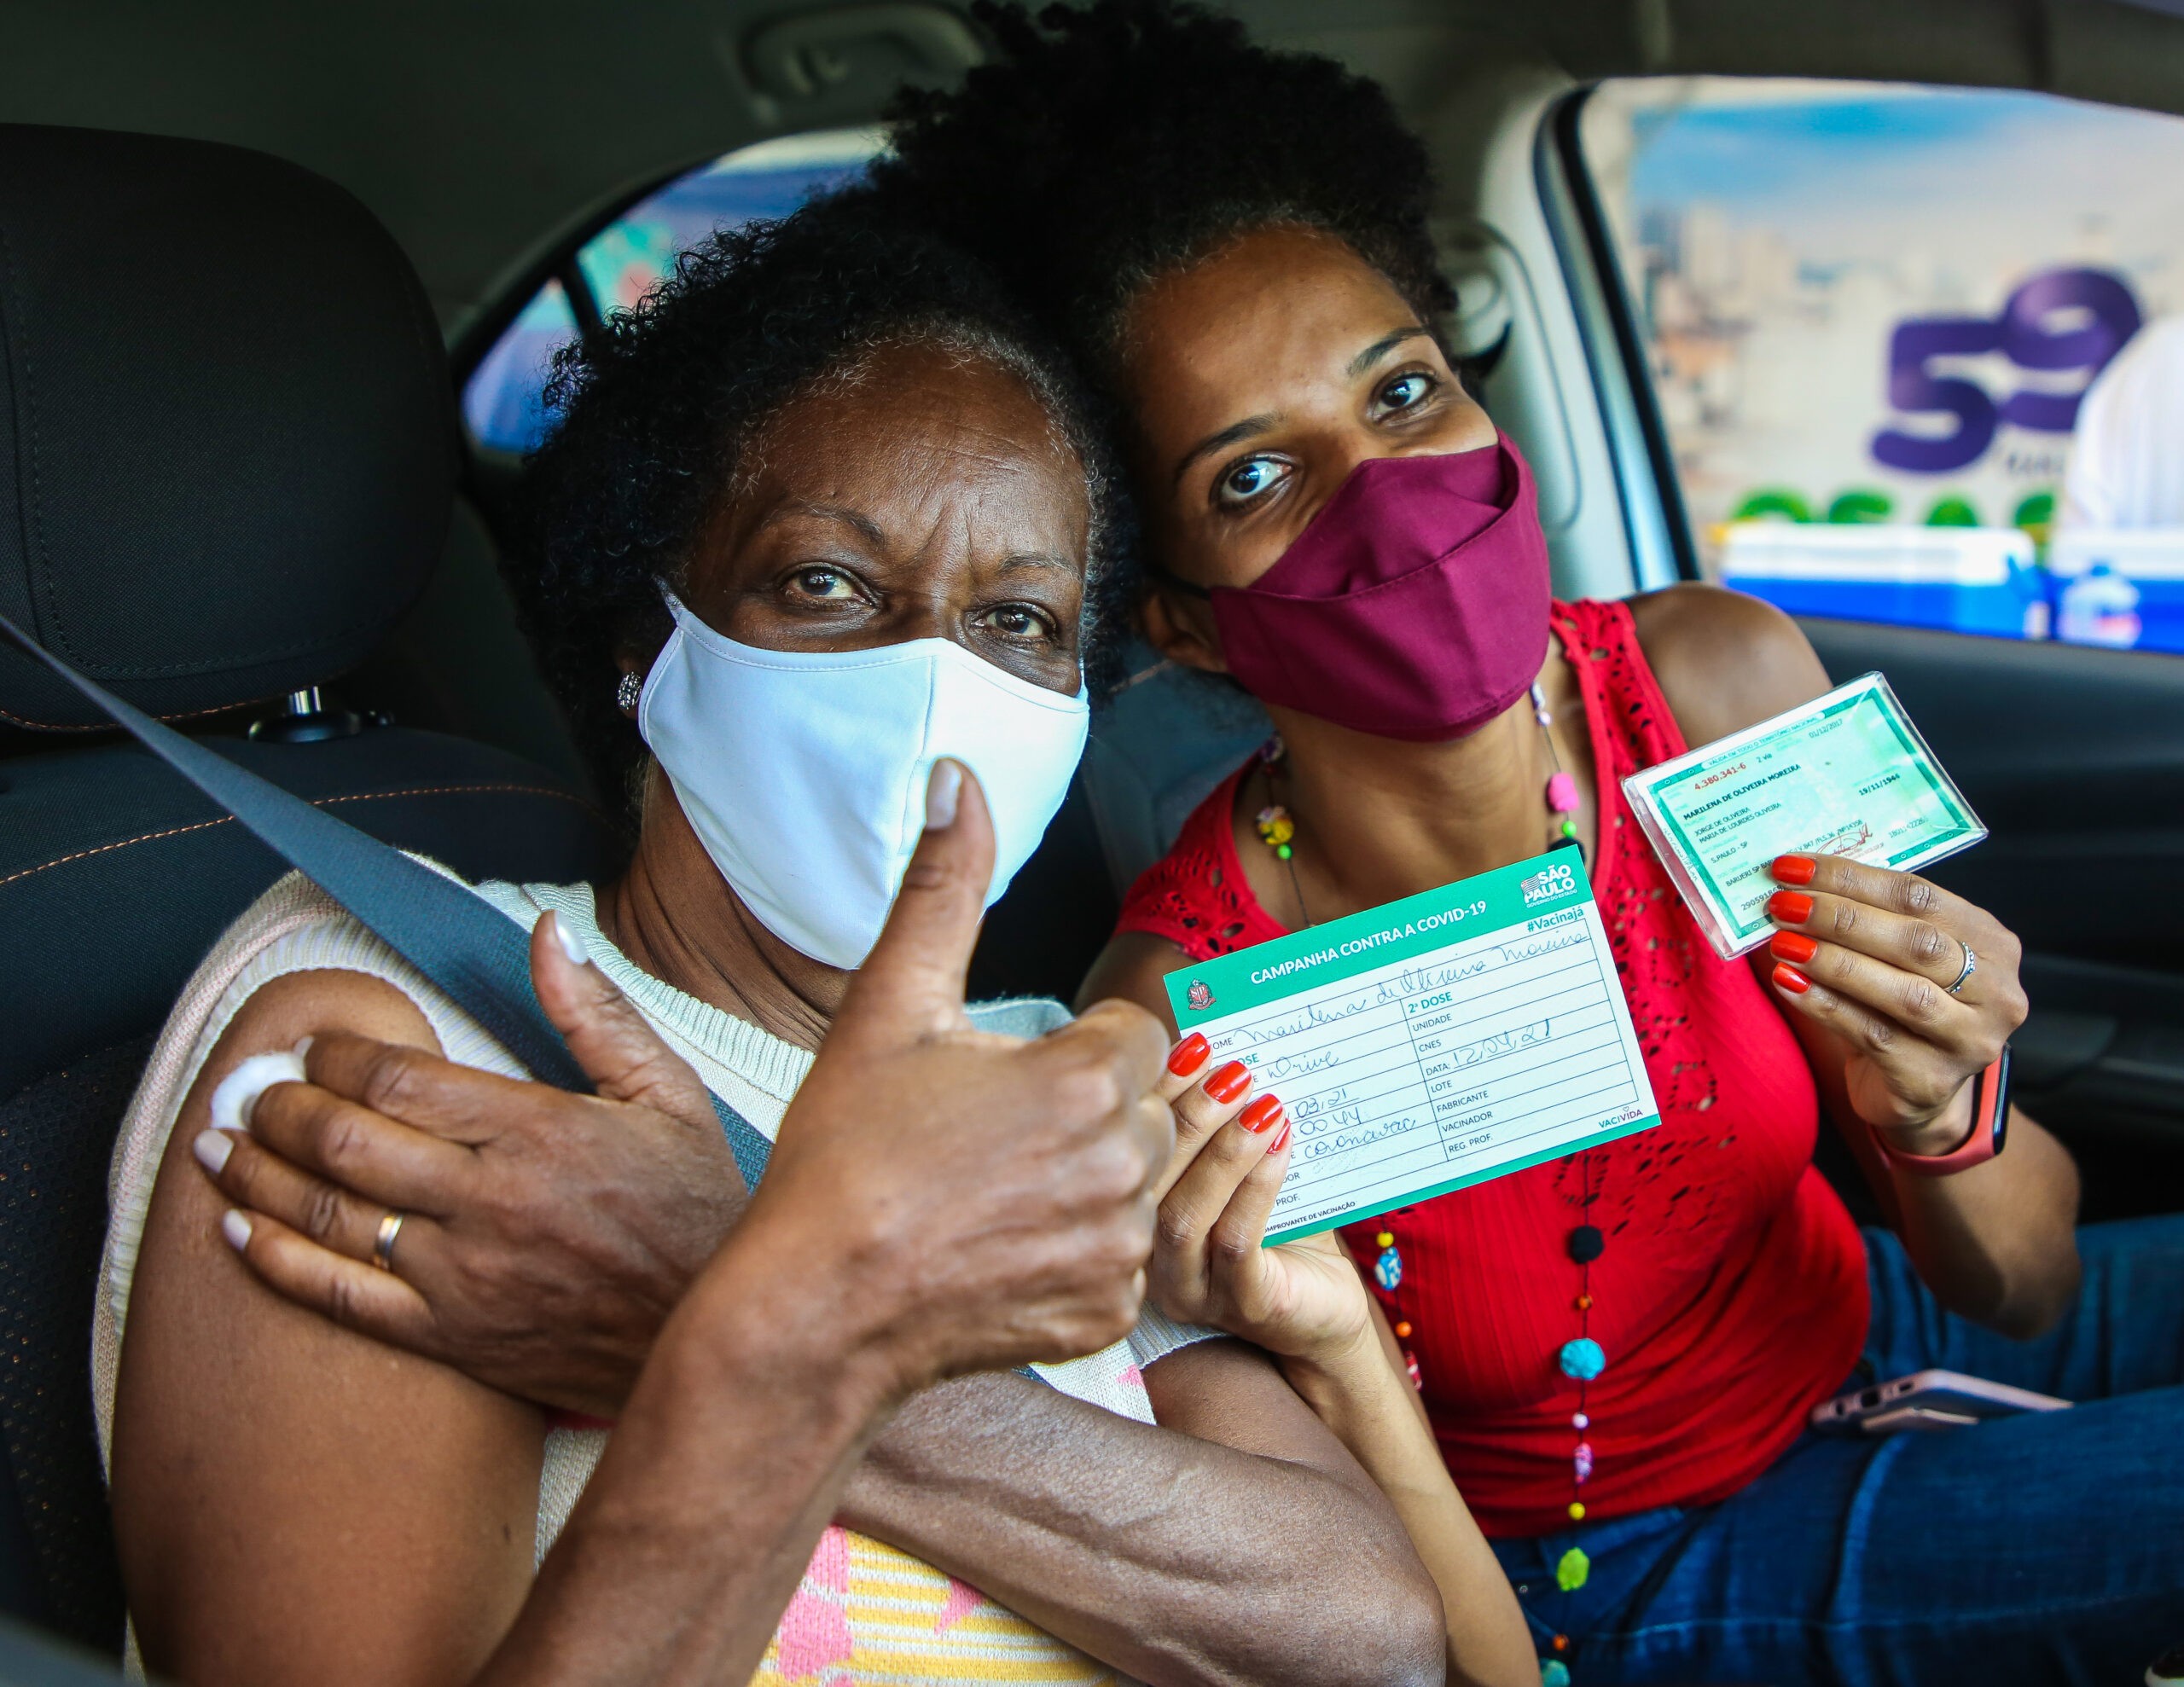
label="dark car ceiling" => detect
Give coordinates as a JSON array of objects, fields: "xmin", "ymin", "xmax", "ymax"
[{"xmin": 1, "ymin": 0, "xmax": 2180, "ymax": 339}]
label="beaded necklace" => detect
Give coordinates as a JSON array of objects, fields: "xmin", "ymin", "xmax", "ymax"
[
  {"xmin": 1252, "ymin": 682, "xmax": 1601, "ymax": 1687},
  {"xmin": 1250, "ymin": 680, "xmax": 1583, "ymax": 926}
]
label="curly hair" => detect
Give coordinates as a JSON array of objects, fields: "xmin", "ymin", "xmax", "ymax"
[
  {"xmin": 865, "ymin": 0, "xmax": 1455, "ymax": 383},
  {"xmin": 511, "ymin": 203, "xmax": 1135, "ymax": 815}
]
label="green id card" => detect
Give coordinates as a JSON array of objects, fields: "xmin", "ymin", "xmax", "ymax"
[
  {"xmin": 1620, "ymin": 671, "xmax": 1985, "ymax": 959},
  {"xmin": 1165, "ymin": 850, "xmax": 1662, "ymax": 1244}
]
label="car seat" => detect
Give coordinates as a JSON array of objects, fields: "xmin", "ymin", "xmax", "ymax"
[
  {"xmin": 960, "ymin": 656, "xmax": 1268, "ymax": 1007},
  {"xmin": 0, "ymin": 124, "xmax": 623, "ymax": 1655}
]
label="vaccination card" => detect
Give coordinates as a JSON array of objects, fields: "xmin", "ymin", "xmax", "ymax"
[
  {"xmin": 1165, "ymin": 851, "xmax": 1661, "ymax": 1244},
  {"xmin": 1621, "ymin": 671, "xmax": 1985, "ymax": 960}
]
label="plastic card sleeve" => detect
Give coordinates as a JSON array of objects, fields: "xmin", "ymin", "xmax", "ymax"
[{"xmin": 1619, "ymin": 671, "xmax": 1986, "ymax": 960}]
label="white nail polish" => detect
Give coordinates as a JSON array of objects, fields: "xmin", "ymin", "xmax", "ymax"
[
  {"xmin": 220, "ymin": 1209, "xmax": 253, "ymax": 1251},
  {"xmin": 208, "ymin": 1049, "xmax": 308, "ymax": 1134},
  {"xmin": 926, "ymin": 759, "xmax": 962, "ymax": 830},
  {"xmin": 193, "ymin": 1130, "xmax": 235, "ymax": 1174},
  {"xmin": 549, "ymin": 910, "xmax": 590, "ymax": 968},
  {"xmin": 292, "ymin": 1034, "xmax": 314, "ymax": 1060}
]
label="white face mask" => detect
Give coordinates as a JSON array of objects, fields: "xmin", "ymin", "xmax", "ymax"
[{"xmin": 637, "ymin": 589, "xmax": 1091, "ymax": 969}]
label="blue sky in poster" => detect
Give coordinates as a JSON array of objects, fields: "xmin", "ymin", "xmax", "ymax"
[
  {"xmin": 1629, "ymin": 91, "xmax": 2036, "ymax": 210},
  {"xmin": 1624, "ymin": 88, "xmax": 2184, "ymax": 269}
]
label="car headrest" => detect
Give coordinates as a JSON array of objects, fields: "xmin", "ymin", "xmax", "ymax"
[{"xmin": 0, "ymin": 125, "xmax": 456, "ymax": 729}]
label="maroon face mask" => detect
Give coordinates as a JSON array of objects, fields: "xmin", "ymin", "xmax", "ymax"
[{"xmin": 1199, "ymin": 432, "xmax": 1551, "ymax": 741}]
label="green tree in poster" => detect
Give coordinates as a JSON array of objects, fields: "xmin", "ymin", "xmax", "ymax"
[
  {"xmin": 1827, "ymin": 490, "xmax": 1895, "ymax": 524},
  {"xmin": 1733, "ymin": 489, "xmax": 1814, "ymax": 522}
]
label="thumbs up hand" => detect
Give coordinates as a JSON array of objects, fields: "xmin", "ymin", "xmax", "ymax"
[
  {"xmin": 200, "ymin": 764, "xmax": 1171, "ymax": 1413},
  {"xmin": 756, "ymin": 762, "xmax": 1172, "ymax": 1391}
]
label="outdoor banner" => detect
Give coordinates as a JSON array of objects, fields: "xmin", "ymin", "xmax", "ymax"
[{"xmin": 1583, "ymin": 80, "xmax": 2184, "ymax": 650}]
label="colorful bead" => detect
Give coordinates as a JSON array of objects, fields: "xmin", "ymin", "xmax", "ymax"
[
  {"xmin": 1566, "ymin": 1224, "xmax": 1605, "ymax": 1263},
  {"xmin": 1568, "ymin": 1500, "xmax": 1587, "ymax": 1521},
  {"xmin": 1552, "ymin": 1634, "xmax": 1570, "ymax": 1653},
  {"xmin": 1575, "ymin": 1292, "xmax": 1593, "ymax": 1310},
  {"xmin": 1375, "ymin": 1248, "xmax": 1403, "ymax": 1291},
  {"xmin": 1542, "ymin": 1661, "xmax": 1571, "ymax": 1687},
  {"xmin": 1560, "ymin": 816, "xmax": 1580, "ymax": 839},
  {"xmin": 1254, "ymin": 806, "xmax": 1295, "ymax": 847},
  {"xmin": 1571, "ymin": 1411, "xmax": 1589, "ymax": 1429},
  {"xmin": 1403, "ymin": 1349, "xmax": 1422, "ymax": 1391},
  {"xmin": 1376, "ymin": 1231, "xmax": 1395, "ymax": 1248},
  {"xmin": 1559, "ymin": 1337, "xmax": 1606, "ymax": 1381},
  {"xmin": 1573, "ymin": 1441, "xmax": 1594, "ymax": 1483},
  {"xmin": 1546, "ymin": 771, "xmax": 1580, "ymax": 814},
  {"xmin": 1556, "ymin": 1547, "xmax": 1591, "ymax": 1591},
  {"xmin": 1275, "ymin": 844, "xmax": 1292, "ymax": 860},
  {"xmin": 1393, "ymin": 1320, "xmax": 1413, "ymax": 1339}
]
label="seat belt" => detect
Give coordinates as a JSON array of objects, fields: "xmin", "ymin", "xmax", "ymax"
[{"xmin": 0, "ymin": 611, "xmax": 775, "ymax": 1189}]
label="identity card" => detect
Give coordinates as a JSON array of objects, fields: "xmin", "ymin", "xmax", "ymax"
[
  {"xmin": 1621, "ymin": 671, "xmax": 1985, "ymax": 959},
  {"xmin": 1165, "ymin": 851, "xmax": 1661, "ymax": 1243}
]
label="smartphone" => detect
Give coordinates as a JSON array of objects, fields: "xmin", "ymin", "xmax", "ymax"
[{"xmin": 1810, "ymin": 1369, "xmax": 2070, "ymax": 1435}]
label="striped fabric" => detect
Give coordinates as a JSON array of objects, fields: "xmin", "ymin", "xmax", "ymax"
[{"xmin": 752, "ymin": 1527, "xmax": 1122, "ymax": 1685}]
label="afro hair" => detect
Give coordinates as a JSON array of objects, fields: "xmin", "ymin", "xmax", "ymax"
[
  {"xmin": 865, "ymin": 0, "xmax": 1455, "ymax": 380},
  {"xmin": 510, "ymin": 200, "xmax": 1132, "ymax": 816}
]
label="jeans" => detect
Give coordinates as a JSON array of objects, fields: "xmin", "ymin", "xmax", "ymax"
[{"xmin": 1491, "ymin": 1216, "xmax": 2184, "ymax": 1685}]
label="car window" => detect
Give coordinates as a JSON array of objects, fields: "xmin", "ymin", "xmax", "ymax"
[
  {"xmin": 1578, "ymin": 79, "xmax": 2184, "ymax": 654},
  {"xmin": 462, "ymin": 127, "xmax": 885, "ymax": 455}
]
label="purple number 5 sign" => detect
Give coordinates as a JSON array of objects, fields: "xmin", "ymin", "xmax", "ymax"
[{"xmin": 1872, "ymin": 268, "xmax": 2142, "ymax": 474}]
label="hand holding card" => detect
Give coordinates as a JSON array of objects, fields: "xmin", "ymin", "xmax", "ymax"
[
  {"xmin": 1151, "ymin": 1032, "xmax": 1376, "ymax": 1359},
  {"xmin": 1165, "ymin": 851, "xmax": 1663, "ymax": 1244},
  {"xmin": 1620, "ymin": 672, "xmax": 1984, "ymax": 959}
]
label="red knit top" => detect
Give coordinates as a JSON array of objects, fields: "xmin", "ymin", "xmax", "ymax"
[{"xmin": 1115, "ymin": 599, "xmax": 1870, "ymax": 1536}]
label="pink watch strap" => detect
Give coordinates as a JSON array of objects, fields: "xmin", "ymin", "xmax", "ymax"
[{"xmin": 1878, "ymin": 1052, "xmax": 2010, "ymax": 1176}]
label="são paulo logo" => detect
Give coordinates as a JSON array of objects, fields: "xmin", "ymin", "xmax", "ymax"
[{"xmin": 1519, "ymin": 861, "xmax": 1578, "ymax": 907}]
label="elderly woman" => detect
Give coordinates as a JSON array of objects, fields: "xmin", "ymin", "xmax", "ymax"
[{"xmin": 103, "ymin": 205, "xmax": 1443, "ymax": 1687}]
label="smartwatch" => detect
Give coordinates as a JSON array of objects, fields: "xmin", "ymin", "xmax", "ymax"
[{"xmin": 1878, "ymin": 1044, "xmax": 2012, "ymax": 1176}]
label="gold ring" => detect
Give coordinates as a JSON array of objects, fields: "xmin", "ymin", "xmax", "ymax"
[{"xmin": 373, "ymin": 1209, "xmax": 405, "ymax": 1272}]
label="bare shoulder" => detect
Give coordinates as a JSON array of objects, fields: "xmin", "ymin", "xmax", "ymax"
[
  {"xmin": 112, "ymin": 966, "xmax": 539, "ymax": 1684},
  {"xmin": 1075, "ymin": 930, "xmax": 1190, "ymax": 1036},
  {"xmin": 1626, "ymin": 582, "xmax": 1833, "ymax": 747}
]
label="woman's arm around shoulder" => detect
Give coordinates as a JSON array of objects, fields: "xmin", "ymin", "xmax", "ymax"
[{"xmin": 112, "ymin": 966, "xmax": 545, "ymax": 1687}]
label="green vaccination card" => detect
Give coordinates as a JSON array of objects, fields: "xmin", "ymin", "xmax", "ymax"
[
  {"xmin": 1165, "ymin": 851, "xmax": 1661, "ymax": 1244},
  {"xmin": 1620, "ymin": 671, "xmax": 1985, "ymax": 960}
]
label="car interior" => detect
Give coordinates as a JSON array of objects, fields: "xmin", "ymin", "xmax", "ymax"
[{"xmin": 3, "ymin": 0, "xmax": 2182, "ymax": 1672}]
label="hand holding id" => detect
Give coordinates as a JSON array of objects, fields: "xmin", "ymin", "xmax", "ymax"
[{"xmin": 1763, "ymin": 852, "xmax": 2027, "ymax": 1152}]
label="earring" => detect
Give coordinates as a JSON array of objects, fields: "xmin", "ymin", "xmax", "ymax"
[{"xmin": 616, "ymin": 672, "xmax": 642, "ymax": 712}]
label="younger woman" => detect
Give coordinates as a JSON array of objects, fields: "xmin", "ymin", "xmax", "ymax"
[{"xmin": 868, "ymin": 6, "xmax": 2184, "ymax": 1682}]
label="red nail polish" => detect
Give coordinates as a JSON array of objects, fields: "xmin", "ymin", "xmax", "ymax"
[
  {"xmin": 1271, "ymin": 1117, "xmax": 1292, "ymax": 1152},
  {"xmin": 1773, "ymin": 962, "xmax": 1811, "ymax": 994},
  {"xmin": 1769, "ymin": 931, "xmax": 1818, "ymax": 965},
  {"xmin": 1167, "ymin": 1032, "xmax": 1211, "ymax": 1077},
  {"xmin": 1204, "ymin": 1060, "xmax": 1252, "ymax": 1104},
  {"xmin": 1772, "ymin": 854, "xmax": 1817, "ymax": 886},
  {"xmin": 1768, "ymin": 890, "xmax": 1814, "ymax": 925},
  {"xmin": 1240, "ymin": 1093, "xmax": 1283, "ymax": 1133}
]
